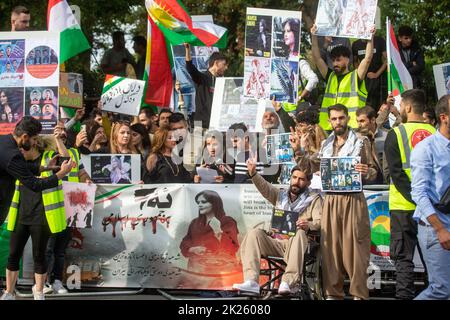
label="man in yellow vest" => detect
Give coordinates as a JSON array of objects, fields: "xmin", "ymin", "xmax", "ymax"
[
  {"xmin": 385, "ymin": 89, "xmax": 436, "ymax": 299},
  {"xmin": 310, "ymin": 24, "xmax": 375, "ymax": 131}
]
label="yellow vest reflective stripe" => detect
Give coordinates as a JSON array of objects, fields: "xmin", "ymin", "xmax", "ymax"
[
  {"xmin": 388, "ymin": 123, "xmax": 436, "ymax": 211},
  {"xmin": 320, "ymin": 70, "xmax": 367, "ymax": 131},
  {"xmin": 67, "ymin": 148, "xmax": 80, "ymax": 182},
  {"xmin": 7, "ymin": 152, "xmax": 67, "ymax": 233}
]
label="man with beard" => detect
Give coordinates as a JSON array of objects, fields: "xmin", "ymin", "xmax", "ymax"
[
  {"xmin": 10, "ymin": 6, "xmax": 30, "ymax": 31},
  {"xmin": 184, "ymin": 43, "xmax": 228, "ymax": 131},
  {"xmin": 232, "ymin": 162, "xmax": 322, "ymax": 296},
  {"xmin": 384, "ymin": 89, "xmax": 436, "ymax": 299},
  {"xmin": 295, "ymin": 104, "xmax": 377, "ymax": 299},
  {"xmin": 0, "ymin": 117, "xmax": 73, "ymax": 227},
  {"xmin": 411, "ymin": 94, "xmax": 450, "ymax": 300},
  {"xmin": 310, "ymin": 24, "xmax": 375, "ymax": 131}
]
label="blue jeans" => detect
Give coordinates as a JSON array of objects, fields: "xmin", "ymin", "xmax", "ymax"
[{"xmin": 415, "ymin": 224, "xmax": 450, "ymax": 300}]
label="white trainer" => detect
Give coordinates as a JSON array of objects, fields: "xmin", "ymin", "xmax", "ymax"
[
  {"xmin": 32, "ymin": 285, "xmax": 45, "ymax": 300},
  {"xmin": 43, "ymin": 283, "xmax": 53, "ymax": 294},
  {"xmin": 278, "ymin": 281, "xmax": 292, "ymax": 295},
  {"xmin": 0, "ymin": 290, "xmax": 15, "ymax": 300},
  {"xmin": 232, "ymin": 280, "xmax": 260, "ymax": 294},
  {"xmin": 52, "ymin": 280, "xmax": 68, "ymax": 294}
]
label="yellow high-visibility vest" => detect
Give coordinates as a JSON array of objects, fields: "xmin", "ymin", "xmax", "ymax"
[
  {"xmin": 7, "ymin": 151, "xmax": 67, "ymax": 233},
  {"xmin": 46, "ymin": 148, "xmax": 80, "ymax": 182},
  {"xmin": 389, "ymin": 123, "xmax": 436, "ymax": 211},
  {"xmin": 320, "ymin": 70, "xmax": 367, "ymax": 131}
]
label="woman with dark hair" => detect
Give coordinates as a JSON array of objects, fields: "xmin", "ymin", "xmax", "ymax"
[
  {"xmin": 131, "ymin": 123, "xmax": 151, "ymax": 178},
  {"xmin": 0, "ymin": 90, "xmax": 13, "ymax": 123},
  {"xmin": 180, "ymin": 190, "xmax": 240, "ymax": 273},
  {"xmin": 282, "ymin": 18, "xmax": 300, "ymax": 60},
  {"xmin": 256, "ymin": 18, "xmax": 270, "ymax": 56},
  {"xmin": 75, "ymin": 119, "xmax": 109, "ymax": 154}
]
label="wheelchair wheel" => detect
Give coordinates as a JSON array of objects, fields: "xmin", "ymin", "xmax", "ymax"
[{"xmin": 304, "ymin": 247, "xmax": 324, "ymax": 300}]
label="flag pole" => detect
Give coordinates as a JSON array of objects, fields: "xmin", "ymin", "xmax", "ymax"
[{"xmin": 386, "ymin": 17, "xmax": 392, "ymax": 95}]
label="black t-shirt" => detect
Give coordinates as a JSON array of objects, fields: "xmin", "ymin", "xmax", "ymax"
[
  {"xmin": 352, "ymin": 35, "xmax": 386, "ymax": 73},
  {"xmin": 18, "ymin": 155, "xmax": 47, "ymax": 226},
  {"xmin": 144, "ymin": 154, "xmax": 192, "ymax": 184}
]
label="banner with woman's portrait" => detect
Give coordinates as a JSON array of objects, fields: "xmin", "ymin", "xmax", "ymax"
[{"xmin": 244, "ymin": 8, "xmax": 302, "ymax": 105}]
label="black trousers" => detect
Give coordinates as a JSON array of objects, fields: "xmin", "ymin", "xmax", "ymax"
[
  {"xmin": 390, "ymin": 210, "xmax": 426, "ymax": 299},
  {"xmin": 46, "ymin": 228, "xmax": 71, "ymax": 282},
  {"xmin": 7, "ymin": 222, "xmax": 51, "ymax": 274}
]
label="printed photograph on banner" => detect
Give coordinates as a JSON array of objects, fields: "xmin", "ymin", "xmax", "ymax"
[
  {"xmin": 0, "ymin": 87, "xmax": 24, "ymax": 135},
  {"xmin": 209, "ymin": 77, "xmax": 263, "ymax": 132},
  {"xmin": 25, "ymin": 45, "xmax": 58, "ymax": 79},
  {"xmin": 315, "ymin": 0, "xmax": 378, "ymax": 39},
  {"xmin": 270, "ymin": 59, "xmax": 298, "ymax": 103},
  {"xmin": 24, "ymin": 86, "xmax": 58, "ymax": 134},
  {"xmin": 243, "ymin": 56, "xmax": 270, "ymax": 100},
  {"xmin": 432, "ymin": 62, "xmax": 450, "ymax": 99},
  {"xmin": 101, "ymin": 75, "xmax": 145, "ymax": 116},
  {"xmin": 192, "ymin": 56, "xmax": 209, "ymax": 71},
  {"xmin": 320, "ymin": 156, "xmax": 362, "ymax": 192},
  {"xmin": 62, "ymin": 182, "xmax": 97, "ymax": 229},
  {"xmin": 271, "ymin": 17, "xmax": 301, "ymax": 61},
  {"xmin": 271, "ymin": 208, "xmax": 299, "ymax": 238},
  {"xmin": 266, "ymin": 133, "xmax": 294, "ymax": 164},
  {"xmin": 0, "ymin": 39, "xmax": 25, "ymax": 87},
  {"xmin": 87, "ymin": 154, "xmax": 141, "ymax": 184},
  {"xmin": 59, "ymin": 72, "xmax": 83, "ymax": 108},
  {"xmin": 245, "ymin": 14, "xmax": 272, "ymax": 58}
]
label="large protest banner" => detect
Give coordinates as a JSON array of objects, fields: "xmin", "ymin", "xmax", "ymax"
[
  {"xmin": 315, "ymin": 0, "xmax": 378, "ymax": 39},
  {"xmin": 244, "ymin": 8, "xmax": 301, "ymax": 104},
  {"xmin": 12, "ymin": 184, "xmax": 422, "ymax": 289},
  {"xmin": 101, "ymin": 75, "xmax": 145, "ymax": 117},
  {"xmin": 209, "ymin": 77, "xmax": 264, "ymax": 132},
  {"xmin": 0, "ymin": 31, "xmax": 60, "ymax": 134},
  {"xmin": 171, "ymin": 15, "xmax": 219, "ymax": 115}
]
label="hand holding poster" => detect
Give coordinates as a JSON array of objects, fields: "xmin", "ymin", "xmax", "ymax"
[
  {"xmin": 320, "ymin": 156, "xmax": 362, "ymax": 192},
  {"xmin": 315, "ymin": 0, "xmax": 378, "ymax": 39},
  {"xmin": 271, "ymin": 208, "xmax": 299, "ymax": 238},
  {"xmin": 101, "ymin": 75, "xmax": 145, "ymax": 116},
  {"xmin": 244, "ymin": 8, "xmax": 302, "ymax": 104},
  {"xmin": 62, "ymin": 182, "xmax": 97, "ymax": 228}
]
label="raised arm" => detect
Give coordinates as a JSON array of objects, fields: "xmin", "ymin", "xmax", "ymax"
[
  {"xmin": 310, "ymin": 24, "xmax": 328, "ymax": 79},
  {"xmin": 357, "ymin": 28, "xmax": 376, "ymax": 81}
]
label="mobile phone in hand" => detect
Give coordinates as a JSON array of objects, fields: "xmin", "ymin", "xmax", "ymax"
[{"xmin": 56, "ymin": 156, "xmax": 71, "ymax": 166}]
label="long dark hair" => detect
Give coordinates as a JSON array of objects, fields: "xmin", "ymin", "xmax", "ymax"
[
  {"xmin": 131, "ymin": 123, "xmax": 151, "ymax": 152},
  {"xmin": 282, "ymin": 18, "xmax": 300, "ymax": 55},
  {"xmin": 195, "ymin": 190, "xmax": 226, "ymax": 220}
]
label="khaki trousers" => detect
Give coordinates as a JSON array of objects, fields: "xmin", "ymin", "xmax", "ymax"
[
  {"xmin": 321, "ymin": 192, "xmax": 371, "ymax": 299},
  {"xmin": 239, "ymin": 228, "xmax": 308, "ymax": 286}
]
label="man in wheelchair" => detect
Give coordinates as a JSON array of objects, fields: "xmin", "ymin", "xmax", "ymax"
[{"xmin": 232, "ymin": 160, "xmax": 322, "ymax": 296}]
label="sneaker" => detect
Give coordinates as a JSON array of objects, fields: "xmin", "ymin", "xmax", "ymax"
[
  {"xmin": 232, "ymin": 280, "xmax": 260, "ymax": 295},
  {"xmin": 0, "ymin": 290, "xmax": 15, "ymax": 300},
  {"xmin": 43, "ymin": 283, "xmax": 53, "ymax": 294},
  {"xmin": 52, "ymin": 280, "xmax": 68, "ymax": 294},
  {"xmin": 277, "ymin": 281, "xmax": 299, "ymax": 295},
  {"xmin": 32, "ymin": 285, "xmax": 45, "ymax": 300}
]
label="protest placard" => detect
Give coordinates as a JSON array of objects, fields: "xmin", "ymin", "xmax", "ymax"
[
  {"xmin": 320, "ymin": 156, "xmax": 362, "ymax": 192},
  {"xmin": 266, "ymin": 133, "xmax": 294, "ymax": 164},
  {"xmin": 0, "ymin": 31, "xmax": 60, "ymax": 134},
  {"xmin": 62, "ymin": 182, "xmax": 97, "ymax": 229},
  {"xmin": 271, "ymin": 208, "xmax": 299, "ymax": 238},
  {"xmin": 433, "ymin": 62, "xmax": 450, "ymax": 99},
  {"xmin": 315, "ymin": 0, "xmax": 378, "ymax": 39},
  {"xmin": 59, "ymin": 72, "xmax": 83, "ymax": 108},
  {"xmin": 209, "ymin": 77, "xmax": 264, "ymax": 132},
  {"xmin": 83, "ymin": 154, "xmax": 141, "ymax": 184},
  {"xmin": 101, "ymin": 75, "xmax": 145, "ymax": 116},
  {"xmin": 244, "ymin": 8, "xmax": 301, "ymax": 104}
]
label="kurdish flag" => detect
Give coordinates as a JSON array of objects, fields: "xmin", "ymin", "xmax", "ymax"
[
  {"xmin": 143, "ymin": 0, "xmax": 228, "ymax": 107},
  {"xmin": 386, "ymin": 18, "xmax": 413, "ymax": 100},
  {"xmin": 145, "ymin": 0, "xmax": 228, "ymax": 48},
  {"xmin": 47, "ymin": 0, "xmax": 91, "ymax": 63}
]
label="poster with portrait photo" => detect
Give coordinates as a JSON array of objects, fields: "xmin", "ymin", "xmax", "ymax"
[
  {"xmin": 271, "ymin": 17, "xmax": 301, "ymax": 61},
  {"xmin": 266, "ymin": 133, "xmax": 294, "ymax": 164},
  {"xmin": 0, "ymin": 39, "xmax": 25, "ymax": 87},
  {"xmin": 320, "ymin": 156, "xmax": 362, "ymax": 192},
  {"xmin": 84, "ymin": 154, "xmax": 141, "ymax": 184},
  {"xmin": 433, "ymin": 62, "xmax": 450, "ymax": 99},
  {"xmin": 59, "ymin": 72, "xmax": 83, "ymax": 109},
  {"xmin": 243, "ymin": 56, "xmax": 270, "ymax": 100},
  {"xmin": 0, "ymin": 87, "xmax": 24, "ymax": 135},
  {"xmin": 278, "ymin": 162, "xmax": 296, "ymax": 185},
  {"xmin": 245, "ymin": 14, "xmax": 272, "ymax": 58},
  {"xmin": 209, "ymin": 77, "xmax": 265, "ymax": 132},
  {"xmin": 271, "ymin": 208, "xmax": 299, "ymax": 238},
  {"xmin": 24, "ymin": 86, "xmax": 58, "ymax": 134},
  {"xmin": 270, "ymin": 59, "xmax": 298, "ymax": 103}
]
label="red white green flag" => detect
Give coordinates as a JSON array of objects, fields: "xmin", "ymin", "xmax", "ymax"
[
  {"xmin": 47, "ymin": 0, "xmax": 91, "ymax": 64},
  {"xmin": 386, "ymin": 18, "xmax": 413, "ymax": 100}
]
